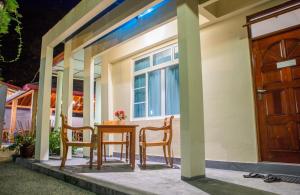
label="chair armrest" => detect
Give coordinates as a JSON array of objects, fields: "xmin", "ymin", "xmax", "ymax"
[
  {"xmin": 141, "ymin": 126, "xmax": 169, "ymax": 131},
  {"xmin": 139, "ymin": 126, "xmax": 169, "ymax": 142}
]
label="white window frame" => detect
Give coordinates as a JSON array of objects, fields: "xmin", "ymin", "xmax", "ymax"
[{"xmin": 132, "ymin": 44, "xmax": 180, "ymax": 120}]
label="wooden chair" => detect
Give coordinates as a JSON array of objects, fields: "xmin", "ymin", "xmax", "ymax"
[
  {"xmin": 60, "ymin": 114, "xmax": 95, "ymax": 169},
  {"xmin": 139, "ymin": 116, "xmax": 174, "ymax": 168},
  {"xmin": 102, "ymin": 120, "xmax": 129, "ymax": 162}
]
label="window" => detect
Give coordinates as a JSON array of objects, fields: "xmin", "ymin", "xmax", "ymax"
[
  {"xmin": 134, "ymin": 74, "xmax": 146, "ymax": 118},
  {"xmin": 134, "ymin": 57, "xmax": 150, "ymax": 71},
  {"xmin": 174, "ymin": 46, "xmax": 179, "ymax": 59},
  {"xmin": 153, "ymin": 49, "xmax": 171, "ymax": 65},
  {"xmin": 133, "ymin": 44, "xmax": 179, "ymax": 119},
  {"xmin": 148, "ymin": 70, "xmax": 161, "ymax": 116},
  {"xmin": 165, "ymin": 65, "xmax": 179, "ymax": 115}
]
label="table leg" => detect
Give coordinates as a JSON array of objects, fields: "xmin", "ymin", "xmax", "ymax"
[{"xmin": 129, "ymin": 132, "xmax": 132, "ymax": 165}]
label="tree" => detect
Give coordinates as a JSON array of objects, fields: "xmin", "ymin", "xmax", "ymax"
[{"xmin": 0, "ymin": 0, "xmax": 22, "ymax": 63}]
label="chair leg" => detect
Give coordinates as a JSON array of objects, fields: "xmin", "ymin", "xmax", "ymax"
[
  {"xmin": 89, "ymin": 146, "xmax": 93, "ymax": 169},
  {"xmin": 167, "ymin": 144, "xmax": 173, "ymax": 168},
  {"xmin": 120, "ymin": 133, "xmax": 124, "ymax": 161},
  {"xmin": 142, "ymin": 147, "xmax": 147, "ymax": 169},
  {"xmin": 125, "ymin": 133, "xmax": 129, "ymax": 162},
  {"xmin": 103, "ymin": 144, "xmax": 107, "ymax": 162},
  {"xmin": 139, "ymin": 145, "xmax": 143, "ymax": 166},
  {"xmin": 163, "ymin": 145, "xmax": 168, "ymax": 165},
  {"xmin": 60, "ymin": 144, "xmax": 68, "ymax": 169}
]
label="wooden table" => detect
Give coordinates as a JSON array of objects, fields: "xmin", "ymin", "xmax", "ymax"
[{"xmin": 95, "ymin": 124, "xmax": 138, "ymax": 170}]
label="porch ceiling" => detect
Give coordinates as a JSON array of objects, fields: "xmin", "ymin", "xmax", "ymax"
[
  {"xmin": 51, "ymin": 0, "xmax": 278, "ymax": 80},
  {"xmin": 198, "ymin": 0, "xmax": 274, "ymax": 27},
  {"xmin": 52, "ymin": 50, "xmax": 102, "ymax": 80}
]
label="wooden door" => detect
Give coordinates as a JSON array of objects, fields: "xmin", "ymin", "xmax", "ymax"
[{"xmin": 252, "ymin": 28, "xmax": 300, "ymax": 163}]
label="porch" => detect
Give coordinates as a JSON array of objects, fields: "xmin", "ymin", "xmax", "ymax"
[
  {"xmin": 34, "ymin": 0, "xmax": 300, "ymax": 193},
  {"xmin": 16, "ymin": 157, "xmax": 300, "ymax": 195}
]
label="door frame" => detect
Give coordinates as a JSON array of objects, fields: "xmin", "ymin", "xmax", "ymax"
[{"xmin": 246, "ymin": 1, "xmax": 300, "ymax": 162}]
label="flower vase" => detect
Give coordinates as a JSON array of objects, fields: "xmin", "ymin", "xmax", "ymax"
[{"xmin": 117, "ymin": 120, "xmax": 125, "ymax": 125}]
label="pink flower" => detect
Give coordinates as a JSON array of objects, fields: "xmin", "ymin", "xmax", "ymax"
[{"xmin": 114, "ymin": 109, "xmax": 126, "ymax": 120}]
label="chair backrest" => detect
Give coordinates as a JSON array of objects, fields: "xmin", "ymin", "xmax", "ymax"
[
  {"xmin": 60, "ymin": 114, "xmax": 69, "ymax": 142},
  {"xmin": 163, "ymin": 116, "xmax": 174, "ymax": 143}
]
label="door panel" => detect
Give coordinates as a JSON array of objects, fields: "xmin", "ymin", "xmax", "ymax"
[
  {"xmin": 264, "ymin": 90, "xmax": 288, "ymax": 115},
  {"xmin": 286, "ymin": 39, "xmax": 300, "ymax": 58},
  {"xmin": 294, "ymin": 88, "xmax": 300, "ymax": 113},
  {"xmin": 291, "ymin": 67, "xmax": 300, "ymax": 80},
  {"xmin": 253, "ymin": 28, "xmax": 300, "ymax": 163},
  {"xmin": 262, "ymin": 70, "xmax": 282, "ymax": 85}
]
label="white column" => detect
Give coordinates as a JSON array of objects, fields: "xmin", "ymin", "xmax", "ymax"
[
  {"xmin": 54, "ymin": 71, "xmax": 63, "ymax": 131},
  {"xmin": 0, "ymin": 85, "xmax": 7, "ymax": 146},
  {"xmin": 101, "ymin": 56, "xmax": 114, "ymax": 156},
  {"xmin": 83, "ymin": 47, "xmax": 94, "ymax": 157},
  {"xmin": 62, "ymin": 40, "xmax": 73, "ymax": 160},
  {"xmin": 95, "ymin": 77, "xmax": 102, "ymax": 123},
  {"xmin": 101, "ymin": 56, "xmax": 113, "ymax": 121},
  {"xmin": 35, "ymin": 45, "xmax": 53, "ymax": 161},
  {"xmin": 30, "ymin": 90, "xmax": 38, "ymax": 135},
  {"xmin": 177, "ymin": 0, "xmax": 205, "ymax": 179}
]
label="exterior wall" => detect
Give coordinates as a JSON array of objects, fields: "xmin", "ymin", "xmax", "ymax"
[
  {"xmin": 201, "ymin": 12, "xmax": 257, "ymax": 163},
  {"xmin": 4, "ymin": 108, "xmax": 32, "ymax": 130},
  {"xmin": 101, "ymin": 0, "xmax": 287, "ymax": 163},
  {"xmin": 111, "ymin": 51, "xmax": 181, "ymax": 157}
]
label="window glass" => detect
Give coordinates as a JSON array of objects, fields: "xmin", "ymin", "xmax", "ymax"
[
  {"xmin": 174, "ymin": 46, "xmax": 179, "ymax": 59},
  {"xmin": 153, "ymin": 49, "xmax": 171, "ymax": 65},
  {"xmin": 134, "ymin": 74, "xmax": 146, "ymax": 88},
  {"xmin": 134, "ymin": 103, "xmax": 145, "ymax": 118},
  {"xmin": 134, "ymin": 74, "xmax": 146, "ymax": 118},
  {"xmin": 134, "ymin": 88, "xmax": 145, "ymax": 103},
  {"xmin": 148, "ymin": 70, "xmax": 161, "ymax": 117},
  {"xmin": 134, "ymin": 57, "xmax": 150, "ymax": 72},
  {"xmin": 165, "ymin": 64, "xmax": 179, "ymax": 115}
]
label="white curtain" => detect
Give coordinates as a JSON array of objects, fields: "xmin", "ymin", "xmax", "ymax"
[
  {"xmin": 165, "ymin": 64, "xmax": 179, "ymax": 115},
  {"xmin": 148, "ymin": 70, "xmax": 161, "ymax": 116}
]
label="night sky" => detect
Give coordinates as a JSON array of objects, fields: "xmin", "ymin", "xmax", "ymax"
[{"xmin": 0, "ymin": 0, "xmax": 81, "ymax": 87}]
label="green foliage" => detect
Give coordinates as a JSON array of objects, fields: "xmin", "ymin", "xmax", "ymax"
[
  {"xmin": 0, "ymin": 9, "xmax": 11, "ymax": 34},
  {"xmin": 12, "ymin": 131, "xmax": 35, "ymax": 153},
  {"xmin": 7, "ymin": 143, "xmax": 17, "ymax": 150},
  {"xmin": 49, "ymin": 130, "xmax": 61, "ymax": 155},
  {"xmin": 49, "ymin": 129, "xmax": 78, "ymax": 156},
  {"xmin": 0, "ymin": 144, "xmax": 15, "ymax": 151},
  {"xmin": 14, "ymin": 132, "xmax": 35, "ymax": 147},
  {"xmin": 0, "ymin": 0, "xmax": 23, "ymax": 63}
]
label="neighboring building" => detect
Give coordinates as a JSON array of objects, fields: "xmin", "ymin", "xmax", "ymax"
[
  {"xmin": 36, "ymin": 0, "xmax": 299, "ymax": 179},
  {"xmin": 0, "ymin": 81, "xmax": 21, "ymax": 98},
  {"xmin": 0, "ymin": 81, "xmax": 21, "ymax": 143},
  {"xmin": 3, "ymin": 82, "xmax": 84, "ymax": 143}
]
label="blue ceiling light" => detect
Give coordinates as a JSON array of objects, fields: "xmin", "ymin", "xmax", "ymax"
[
  {"xmin": 88, "ymin": 0, "xmax": 170, "ymax": 48},
  {"xmin": 138, "ymin": 8, "xmax": 155, "ymax": 19},
  {"xmin": 137, "ymin": 0, "xmax": 169, "ymax": 19}
]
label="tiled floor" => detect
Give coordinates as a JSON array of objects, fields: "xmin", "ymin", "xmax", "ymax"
[{"xmin": 41, "ymin": 157, "xmax": 300, "ymax": 195}]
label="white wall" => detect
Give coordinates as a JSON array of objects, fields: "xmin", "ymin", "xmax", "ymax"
[
  {"xmin": 200, "ymin": 11, "xmax": 257, "ymax": 162},
  {"xmin": 100, "ymin": 0, "xmax": 287, "ymax": 163}
]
